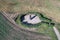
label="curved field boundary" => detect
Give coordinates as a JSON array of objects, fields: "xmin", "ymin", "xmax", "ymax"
[{"xmin": 0, "ymin": 11, "xmax": 51, "ymax": 40}]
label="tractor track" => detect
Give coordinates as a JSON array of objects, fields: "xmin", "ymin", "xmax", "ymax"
[{"xmin": 0, "ymin": 11, "xmax": 51, "ymax": 40}]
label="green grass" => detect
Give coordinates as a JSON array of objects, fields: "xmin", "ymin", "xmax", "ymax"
[
  {"xmin": 15, "ymin": 12, "xmax": 57, "ymax": 40},
  {"xmin": 37, "ymin": 23, "xmax": 57, "ymax": 40},
  {"xmin": 15, "ymin": 12, "xmax": 53, "ymax": 28},
  {"xmin": 16, "ymin": 12, "xmax": 55, "ymax": 27},
  {"xmin": 56, "ymin": 24, "xmax": 60, "ymax": 32},
  {"xmin": 0, "ymin": 0, "xmax": 59, "ymax": 40}
]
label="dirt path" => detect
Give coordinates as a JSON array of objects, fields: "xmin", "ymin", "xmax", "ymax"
[
  {"xmin": 0, "ymin": 11, "xmax": 51, "ymax": 40},
  {"xmin": 53, "ymin": 27, "xmax": 60, "ymax": 40}
]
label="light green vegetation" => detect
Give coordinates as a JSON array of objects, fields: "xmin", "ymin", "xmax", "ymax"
[
  {"xmin": 37, "ymin": 23, "xmax": 57, "ymax": 40},
  {"xmin": 15, "ymin": 12, "xmax": 52, "ymax": 28},
  {"xmin": 15, "ymin": 12, "xmax": 57, "ymax": 40},
  {"xmin": 56, "ymin": 24, "xmax": 60, "ymax": 32},
  {"xmin": 15, "ymin": 12, "xmax": 41, "ymax": 28}
]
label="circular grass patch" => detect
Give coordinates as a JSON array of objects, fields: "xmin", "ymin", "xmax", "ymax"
[{"xmin": 15, "ymin": 12, "xmax": 55, "ymax": 28}]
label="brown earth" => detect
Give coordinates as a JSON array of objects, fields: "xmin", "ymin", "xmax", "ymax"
[{"xmin": 0, "ymin": 0, "xmax": 60, "ymax": 23}]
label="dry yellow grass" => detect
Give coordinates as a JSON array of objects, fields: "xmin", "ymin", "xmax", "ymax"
[{"xmin": 0, "ymin": 0, "xmax": 60, "ymax": 23}]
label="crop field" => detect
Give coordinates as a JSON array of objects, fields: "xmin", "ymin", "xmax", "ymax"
[
  {"xmin": 0, "ymin": 13, "xmax": 13, "ymax": 40},
  {"xmin": 0, "ymin": 0, "xmax": 60, "ymax": 40}
]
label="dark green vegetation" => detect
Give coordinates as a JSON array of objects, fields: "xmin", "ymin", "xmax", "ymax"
[
  {"xmin": 15, "ymin": 12, "xmax": 57, "ymax": 40},
  {"xmin": 0, "ymin": 12, "xmax": 51, "ymax": 40},
  {"xmin": 0, "ymin": 13, "xmax": 17, "ymax": 40},
  {"xmin": 0, "ymin": 0, "xmax": 60, "ymax": 40},
  {"xmin": 15, "ymin": 12, "xmax": 55, "ymax": 28}
]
